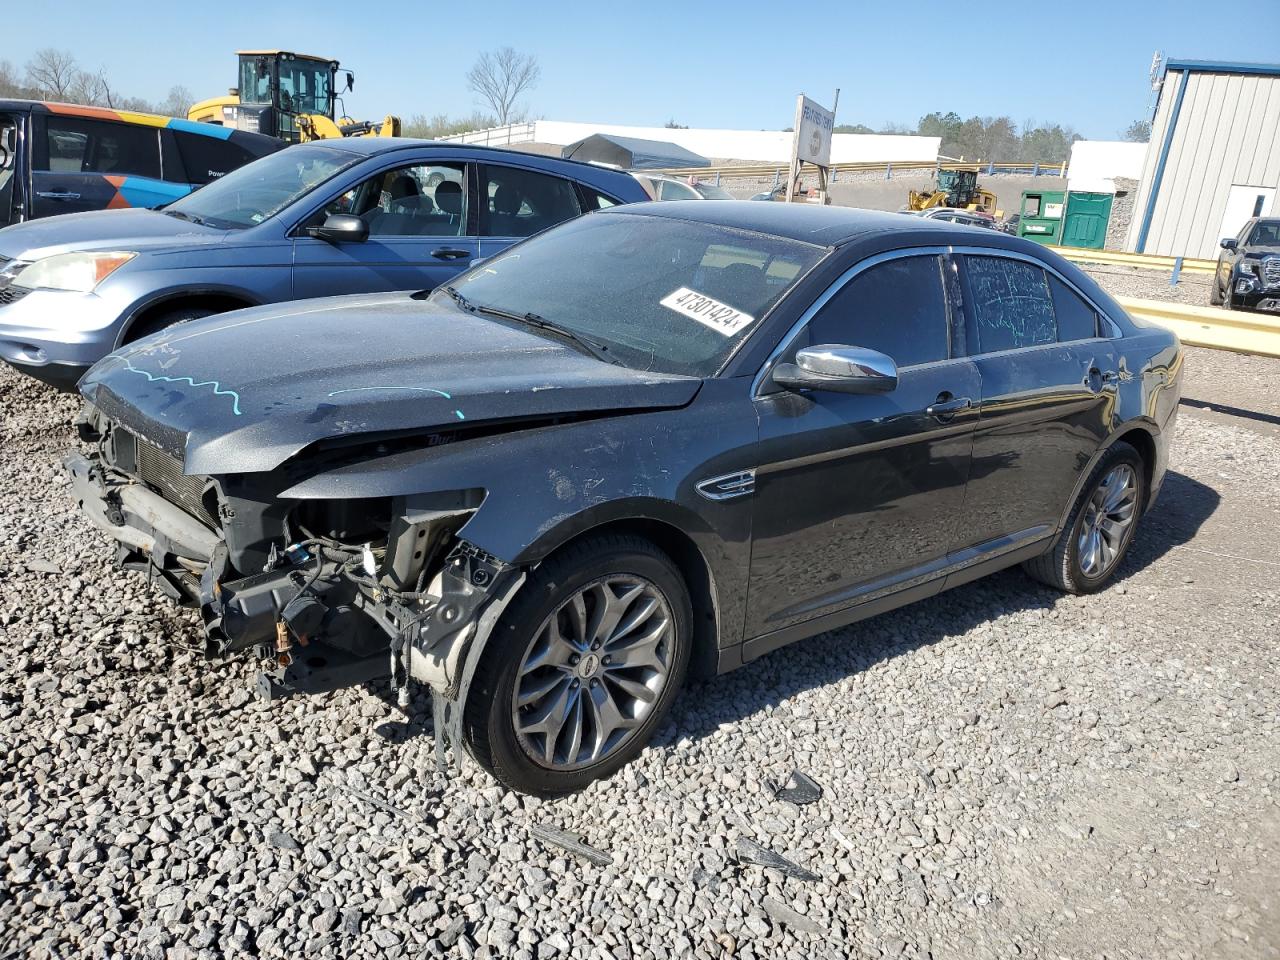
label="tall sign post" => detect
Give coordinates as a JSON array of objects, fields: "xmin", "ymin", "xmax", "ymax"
[{"xmin": 785, "ymin": 91, "xmax": 838, "ymax": 204}]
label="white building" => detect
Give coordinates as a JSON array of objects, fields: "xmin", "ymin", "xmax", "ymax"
[
  {"xmin": 443, "ymin": 119, "xmax": 940, "ymax": 166},
  {"xmin": 1124, "ymin": 58, "xmax": 1280, "ymax": 258},
  {"xmin": 1066, "ymin": 140, "xmax": 1148, "ymax": 194}
]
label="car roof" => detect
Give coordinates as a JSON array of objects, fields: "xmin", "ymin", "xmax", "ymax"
[
  {"xmin": 282, "ymin": 137, "xmax": 646, "ymax": 193},
  {"xmin": 0, "ymin": 98, "xmax": 279, "ymax": 146},
  {"xmin": 602, "ymin": 200, "xmax": 1018, "ymax": 247}
]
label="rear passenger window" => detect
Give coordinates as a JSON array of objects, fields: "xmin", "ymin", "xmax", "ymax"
[
  {"xmin": 965, "ymin": 256, "xmax": 1055, "ymax": 352},
  {"xmin": 480, "ymin": 165, "xmax": 581, "ymax": 238},
  {"xmin": 172, "ymin": 132, "xmax": 259, "ymax": 185},
  {"xmin": 579, "ymin": 186, "xmax": 619, "ymax": 210},
  {"xmin": 41, "ymin": 117, "xmax": 160, "ymax": 179},
  {"xmin": 1048, "ymin": 275, "xmax": 1099, "ymax": 341},
  {"xmin": 806, "ymin": 256, "xmax": 950, "ymax": 367}
]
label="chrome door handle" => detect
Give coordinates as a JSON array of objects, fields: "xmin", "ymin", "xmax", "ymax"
[
  {"xmin": 430, "ymin": 247, "xmax": 471, "ymax": 260},
  {"xmin": 36, "ymin": 191, "xmax": 81, "ymax": 200},
  {"xmin": 926, "ymin": 396, "xmax": 972, "ymax": 421}
]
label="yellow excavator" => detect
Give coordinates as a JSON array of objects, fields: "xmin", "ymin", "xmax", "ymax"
[
  {"xmin": 907, "ymin": 168, "xmax": 999, "ymax": 215},
  {"xmin": 188, "ymin": 50, "xmax": 400, "ymax": 144}
]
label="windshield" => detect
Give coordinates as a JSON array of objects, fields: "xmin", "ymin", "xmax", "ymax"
[
  {"xmin": 1249, "ymin": 220, "xmax": 1280, "ymax": 246},
  {"xmin": 163, "ymin": 145, "xmax": 358, "ymax": 229},
  {"xmin": 692, "ymin": 183, "xmax": 735, "ymax": 200},
  {"xmin": 438, "ymin": 213, "xmax": 827, "ymax": 377}
]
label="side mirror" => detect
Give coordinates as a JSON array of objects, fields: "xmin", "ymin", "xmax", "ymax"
[
  {"xmin": 1220, "ymin": 237, "xmax": 1238, "ymax": 251},
  {"xmin": 307, "ymin": 213, "xmax": 368, "ymax": 243},
  {"xmin": 772, "ymin": 345, "xmax": 899, "ymax": 395},
  {"xmin": 345, "ymin": 72, "xmax": 355, "ymax": 92}
]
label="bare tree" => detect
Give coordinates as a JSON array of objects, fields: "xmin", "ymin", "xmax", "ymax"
[
  {"xmin": 466, "ymin": 47, "xmax": 540, "ymax": 126},
  {"xmin": 25, "ymin": 48, "xmax": 81, "ymax": 101},
  {"xmin": 160, "ymin": 85, "xmax": 195, "ymax": 118}
]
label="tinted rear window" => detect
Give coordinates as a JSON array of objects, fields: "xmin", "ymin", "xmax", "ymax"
[
  {"xmin": 965, "ymin": 256, "xmax": 1055, "ymax": 352},
  {"xmin": 41, "ymin": 117, "xmax": 160, "ymax": 179}
]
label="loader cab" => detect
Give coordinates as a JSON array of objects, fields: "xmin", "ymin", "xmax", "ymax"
[{"xmin": 235, "ymin": 51, "xmax": 346, "ymax": 141}]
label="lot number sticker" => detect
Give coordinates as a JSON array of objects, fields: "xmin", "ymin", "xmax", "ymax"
[{"xmin": 660, "ymin": 287, "xmax": 755, "ymax": 337}]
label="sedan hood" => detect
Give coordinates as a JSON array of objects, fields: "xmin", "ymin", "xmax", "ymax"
[
  {"xmin": 80, "ymin": 292, "xmax": 702, "ymax": 475},
  {"xmin": 0, "ymin": 209, "xmax": 229, "ymax": 261}
]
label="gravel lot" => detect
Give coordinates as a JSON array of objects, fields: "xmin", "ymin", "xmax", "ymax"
[{"xmin": 2, "ymin": 345, "xmax": 1278, "ymax": 959}]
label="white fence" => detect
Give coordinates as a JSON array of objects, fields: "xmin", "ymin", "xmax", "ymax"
[{"xmin": 439, "ymin": 122, "xmax": 537, "ymax": 146}]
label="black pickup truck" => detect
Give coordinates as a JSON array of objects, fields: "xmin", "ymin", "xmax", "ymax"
[{"xmin": 1212, "ymin": 216, "xmax": 1280, "ymax": 311}]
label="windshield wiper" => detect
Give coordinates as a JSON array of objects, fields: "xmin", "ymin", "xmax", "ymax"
[
  {"xmin": 164, "ymin": 209, "xmax": 207, "ymax": 226},
  {"xmin": 441, "ymin": 285, "xmax": 616, "ymax": 364}
]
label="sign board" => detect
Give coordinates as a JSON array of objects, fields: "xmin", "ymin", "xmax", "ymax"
[
  {"xmin": 792, "ymin": 95, "xmax": 835, "ymax": 168},
  {"xmin": 1044, "ymin": 202, "xmax": 1064, "ymax": 219}
]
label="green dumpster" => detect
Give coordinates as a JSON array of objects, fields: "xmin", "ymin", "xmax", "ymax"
[
  {"xmin": 1061, "ymin": 192, "xmax": 1114, "ymax": 249},
  {"xmin": 1018, "ymin": 190, "xmax": 1065, "ymax": 245}
]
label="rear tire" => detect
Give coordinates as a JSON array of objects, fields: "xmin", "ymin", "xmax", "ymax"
[
  {"xmin": 463, "ymin": 534, "xmax": 692, "ymax": 796},
  {"xmin": 1023, "ymin": 441, "xmax": 1145, "ymax": 594},
  {"xmin": 123, "ymin": 305, "xmax": 217, "ymax": 344}
]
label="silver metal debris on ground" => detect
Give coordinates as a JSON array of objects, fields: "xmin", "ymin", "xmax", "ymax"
[
  {"xmin": 767, "ymin": 769, "xmax": 823, "ymax": 805},
  {"xmin": 529, "ymin": 824, "xmax": 612, "ymax": 867},
  {"xmin": 734, "ymin": 837, "xmax": 820, "ymax": 882}
]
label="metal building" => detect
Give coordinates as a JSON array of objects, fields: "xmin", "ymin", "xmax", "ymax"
[{"xmin": 1126, "ymin": 59, "xmax": 1280, "ymax": 259}]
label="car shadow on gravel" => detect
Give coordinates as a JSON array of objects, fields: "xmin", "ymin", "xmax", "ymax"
[{"xmin": 665, "ymin": 469, "xmax": 1219, "ymax": 745}]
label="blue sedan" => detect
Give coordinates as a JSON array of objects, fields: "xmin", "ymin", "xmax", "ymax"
[{"xmin": 0, "ymin": 138, "xmax": 648, "ymax": 388}]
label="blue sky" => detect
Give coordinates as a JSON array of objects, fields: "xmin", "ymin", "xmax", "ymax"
[{"xmin": 5, "ymin": 0, "xmax": 1277, "ymax": 139}]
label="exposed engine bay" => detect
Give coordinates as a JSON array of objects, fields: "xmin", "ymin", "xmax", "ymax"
[{"xmin": 64, "ymin": 403, "xmax": 527, "ymax": 764}]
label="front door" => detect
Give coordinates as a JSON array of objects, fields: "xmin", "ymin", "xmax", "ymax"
[
  {"xmin": 746, "ymin": 253, "xmax": 979, "ymax": 640},
  {"xmin": 953, "ymin": 253, "xmax": 1117, "ymax": 549},
  {"xmin": 292, "ymin": 160, "xmax": 478, "ymax": 298}
]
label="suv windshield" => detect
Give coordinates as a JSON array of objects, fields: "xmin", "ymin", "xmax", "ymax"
[
  {"xmin": 163, "ymin": 144, "xmax": 357, "ymax": 229},
  {"xmin": 439, "ymin": 213, "xmax": 827, "ymax": 377}
]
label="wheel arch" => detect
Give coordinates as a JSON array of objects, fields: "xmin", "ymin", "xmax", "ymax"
[
  {"xmin": 116, "ymin": 288, "xmax": 262, "ymax": 346},
  {"xmin": 1054, "ymin": 418, "xmax": 1160, "ymax": 536},
  {"xmin": 517, "ymin": 512, "xmax": 723, "ymax": 681}
]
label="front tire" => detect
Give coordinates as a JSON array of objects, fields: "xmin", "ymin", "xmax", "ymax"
[
  {"xmin": 1023, "ymin": 441, "xmax": 1145, "ymax": 594},
  {"xmin": 463, "ymin": 534, "xmax": 692, "ymax": 796},
  {"xmin": 123, "ymin": 305, "xmax": 217, "ymax": 344},
  {"xmin": 1209, "ymin": 274, "xmax": 1223, "ymax": 305}
]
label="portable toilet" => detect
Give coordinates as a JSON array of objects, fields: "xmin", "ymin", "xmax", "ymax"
[
  {"xmin": 1060, "ymin": 191, "xmax": 1114, "ymax": 249},
  {"xmin": 1017, "ymin": 190, "xmax": 1065, "ymax": 245}
]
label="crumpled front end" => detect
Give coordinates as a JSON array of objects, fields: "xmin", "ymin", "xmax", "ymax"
[{"xmin": 64, "ymin": 403, "xmax": 525, "ymax": 733}]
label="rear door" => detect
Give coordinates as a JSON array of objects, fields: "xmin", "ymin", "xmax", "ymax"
[
  {"xmin": 292, "ymin": 159, "xmax": 479, "ymax": 298},
  {"xmin": 745, "ymin": 251, "xmax": 980, "ymax": 641},
  {"xmin": 30, "ymin": 113, "xmax": 175, "ymax": 218},
  {"xmin": 953, "ymin": 251, "xmax": 1117, "ymax": 550}
]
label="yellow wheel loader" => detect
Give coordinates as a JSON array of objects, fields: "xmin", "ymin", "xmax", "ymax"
[
  {"xmin": 907, "ymin": 168, "xmax": 999, "ymax": 215},
  {"xmin": 188, "ymin": 51, "xmax": 400, "ymax": 144}
]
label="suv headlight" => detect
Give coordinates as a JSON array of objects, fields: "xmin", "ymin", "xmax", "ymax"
[
  {"xmin": 1238, "ymin": 260, "xmax": 1258, "ymax": 277},
  {"xmin": 13, "ymin": 251, "xmax": 137, "ymax": 293}
]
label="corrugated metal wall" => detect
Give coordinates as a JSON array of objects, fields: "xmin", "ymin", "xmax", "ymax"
[{"xmin": 1125, "ymin": 69, "xmax": 1280, "ymax": 259}]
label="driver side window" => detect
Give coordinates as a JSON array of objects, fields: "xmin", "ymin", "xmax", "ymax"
[
  {"xmin": 315, "ymin": 162, "xmax": 468, "ymax": 237},
  {"xmin": 804, "ymin": 256, "xmax": 951, "ymax": 367}
]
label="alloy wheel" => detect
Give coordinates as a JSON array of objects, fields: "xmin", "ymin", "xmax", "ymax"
[
  {"xmin": 1076, "ymin": 463, "xmax": 1138, "ymax": 578},
  {"xmin": 512, "ymin": 576, "xmax": 675, "ymax": 770}
]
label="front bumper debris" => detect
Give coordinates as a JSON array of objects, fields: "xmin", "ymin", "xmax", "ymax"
[{"xmin": 64, "ymin": 439, "xmax": 529, "ymax": 774}]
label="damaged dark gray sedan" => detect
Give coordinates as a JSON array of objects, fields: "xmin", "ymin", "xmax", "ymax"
[{"xmin": 66, "ymin": 202, "xmax": 1182, "ymax": 795}]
